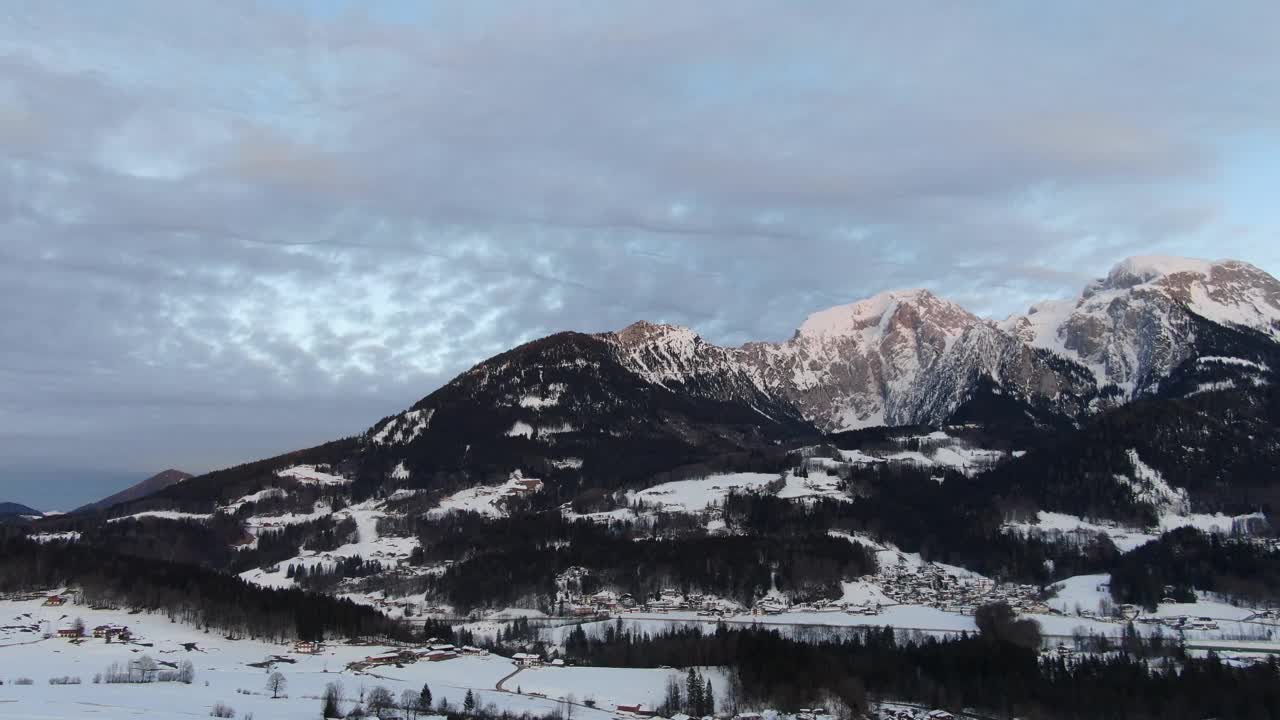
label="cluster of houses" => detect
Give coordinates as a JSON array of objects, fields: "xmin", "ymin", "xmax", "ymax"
[
  {"xmin": 1136, "ymin": 615, "xmax": 1220, "ymax": 631},
  {"xmin": 50, "ymin": 622, "xmax": 124, "ymax": 641},
  {"xmin": 512, "ymin": 652, "xmax": 565, "ymax": 668},
  {"xmin": 51, "ymin": 622, "xmax": 129, "ymax": 641},
  {"xmin": 558, "ymin": 557, "xmax": 1070, "ymax": 621},
  {"xmin": 553, "ymin": 583, "xmax": 724, "ymax": 617},
  {"xmin": 876, "ymin": 708, "xmax": 956, "ymax": 720},
  {"xmin": 872, "ymin": 562, "xmax": 1048, "ymax": 615},
  {"xmin": 347, "ymin": 642, "xmax": 489, "ymax": 671}
]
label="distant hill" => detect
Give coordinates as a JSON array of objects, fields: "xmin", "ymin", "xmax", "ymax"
[
  {"xmin": 75, "ymin": 469, "xmax": 193, "ymax": 514},
  {"xmin": 0, "ymin": 502, "xmax": 42, "ymax": 519}
]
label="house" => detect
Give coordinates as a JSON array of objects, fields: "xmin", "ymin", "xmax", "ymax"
[
  {"xmin": 43, "ymin": 595, "xmax": 67, "ymax": 607},
  {"xmin": 93, "ymin": 625, "xmax": 130, "ymax": 641},
  {"xmin": 365, "ymin": 649, "xmax": 419, "ymax": 666},
  {"xmin": 424, "ymin": 650, "xmax": 457, "ymax": 662},
  {"xmin": 293, "ymin": 640, "xmax": 323, "ymax": 654},
  {"xmin": 615, "ymin": 704, "xmax": 652, "ymax": 715},
  {"xmin": 512, "ymin": 652, "xmax": 542, "ymax": 667},
  {"xmin": 56, "ymin": 626, "xmax": 82, "ymax": 638},
  {"xmin": 512, "ymin": 478, "xmax": 544, "ymax": 493},
  {"xmin": 550, "ymin": 658, "xmax": 565, "ymax": 667},
  {"xmin": 460, "ymin": 645, "xmax": 488, "ymax": 656}
]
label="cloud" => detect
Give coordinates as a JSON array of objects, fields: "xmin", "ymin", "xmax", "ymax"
[{"xmin": 0, "ymin": 1, "xmax": 1277, "ymax": 506}]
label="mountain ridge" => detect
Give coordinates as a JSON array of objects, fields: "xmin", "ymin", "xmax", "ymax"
[
  {"xmin": 75, "ymin": 469, "xmax": 193, "ymax": 514},
  {"xmin": 0, "ymin": 502, "xmax": 42, "ymax": 519},
  {"xmin": 596, "ymin": 255, "xmax": 1280, "ymax": 432},
  {"xmin": 68, "ymin": 254, "xmax": 1280, "ymax": 527}
]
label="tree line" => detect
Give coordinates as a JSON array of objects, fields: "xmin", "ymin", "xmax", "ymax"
[
  {"xmin": 562, "ymin": 617, "xmax": 1280, "ymax": 720},
  {"xmin": 0, "ymin": 538, "xmax": 410, "ymax": 642}
]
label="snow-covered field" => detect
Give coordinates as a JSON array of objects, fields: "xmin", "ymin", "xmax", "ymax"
[
  {"xmin": 429, "ymin": 473, "xmax": 544, "ymax": 518},
  {"xmin": 6, "ymin": 580, "xmax": 1267, "ymax": 720},
  {"xmin": 627, "ymin": 473, "xmax": 778, "ymax": 513},
  {"xmin": 568, "ymin": 470, "xmax": 850, "ymax": 522},
  {"xmin": 1002, "ymin": 509, "xmax": 1266, "ymax": 554},
  {"xmin": 0, "ymin": 598, "xmax": 705, "ymax": 720}
]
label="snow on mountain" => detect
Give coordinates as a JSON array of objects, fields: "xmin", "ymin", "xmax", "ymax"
[
  {"xmin": 546, "ymin": 255, "xmax": 1277, "ymax": 435},
  {"xmin": 607, "ymin": 320, "xmax": 798, "ymax": 421},
  {"xmin": 626, "ymin": 472, "xmax": 780, "ymax": 513},
  {"xmin": 1114, "ymin": 449, "xmax": 1190, "ymax": 516},
  {"xmin": 354, "ymin": 256, "xmax": 1276, "ymax": 447},
  {"xmin": 428, "ymin": 472, "xmax": 544, "ymax": 518},
  {"xmin": 370, "ymin": 408, "xmax": 434, "ymax": 445},
  {"xmin": 276, "ymin": 464, "xmax": 352, "ymax": 486},
  {"xmin": 610, "ymin": 321, "xmax": 707, "ymax": 387},
  {"xmin": 735, "ymin": 289, "xmax": 985, "ymax": 430},
  {"xmin": 1001, "ymin": 256, "xmax": 1280, "ymax": 394}
]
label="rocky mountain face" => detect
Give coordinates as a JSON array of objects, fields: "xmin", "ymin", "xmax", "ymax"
[
  {"xmin": 999, "ymin": 256, "xmax": 1280, "ymax": 397},
  {"xmin": 734, "ymin": 290, "xmax": 980, "ymax": 430},
  {"xmin": 730, "ymin": 289, "xmax": 1106, "ymax": 431}
]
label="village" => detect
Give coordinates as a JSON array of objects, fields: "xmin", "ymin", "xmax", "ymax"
[{"xmin": 548, "ymin": 560, "xmax": 1055, "ymax": 623}]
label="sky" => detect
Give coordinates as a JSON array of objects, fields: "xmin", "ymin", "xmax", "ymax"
[{"xmin": 2, "ymin": 1, "xmax": 1279, "ymax": 509}]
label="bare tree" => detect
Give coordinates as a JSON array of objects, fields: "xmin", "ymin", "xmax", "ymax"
[
  {"xmin": 367, "ymin": 686, "xmax": 395, "ymax": 718},
  {"xmin": 400, "ymin": 689, "xmax": 420, "ymax": 720},
  {"xmin": 266, "ymin": 671, "xmax": 287, "ymax": 699},
  {"xmin": 322, "ymin": 681, "xmax": 344, "ymax": 718}
]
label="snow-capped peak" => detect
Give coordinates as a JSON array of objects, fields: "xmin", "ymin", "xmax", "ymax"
[
  {"xmin": 1084, "ymin": 256, "xmax": 1280, "ymax": 339},
  {"xmin": 1001, "ymin": 255, "xmax": 1280, "ymax": 393},
  {"xmin": 795, "ymin": 289, "xmax": 975, "ymax": 340},
  {"xmin": 1098, "ymin": 255, "xmax": 1219, "ymax": 291},
  {"xmin": 614, "ymin": 320, "xmax": 702, "ymax": 349}
]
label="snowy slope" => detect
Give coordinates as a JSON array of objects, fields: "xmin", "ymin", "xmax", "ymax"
[
  {"xmin": 734, "ymin": 289, "xmax": 983, "ymax": 430},
  {"xmin": 1000, "ymin": 256, "xmax": 1280, "ymax": 394}
]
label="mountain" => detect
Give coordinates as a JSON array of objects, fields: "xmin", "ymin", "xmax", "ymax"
[
  {"xmin": 75, "ymin": 469, "xmax": 193, "ymax": 513},
  {"xmin": 999, "ymin": 256, "xmax": 1280, "ymax": 396},
  {"xmin": 25, "ymin": 253, "xmax": 1280, "ymax": 615},
  {"xmin": 0, "ymin": 502, "xmax": 41, "ymax": 519},
  {"xmin": 355, "ymin": 329, "xmax": 813, "ymax": 498},
  {"xmin": 122, "ymin": 254, "xmax": 1280, "ymax": 510}
]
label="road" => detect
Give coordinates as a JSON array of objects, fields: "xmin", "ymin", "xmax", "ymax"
[{"xmin": 494, "ymin": 666, "xmax": 523, "ymax": 692}]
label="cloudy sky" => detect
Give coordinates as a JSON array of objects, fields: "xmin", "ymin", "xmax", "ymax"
[{"xmin": 2, "ymin": 1, "xmax": 1278, "ymax": 508}]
